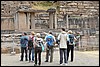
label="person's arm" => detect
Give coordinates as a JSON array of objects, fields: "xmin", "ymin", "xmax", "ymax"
[
  {"xmin": 74, "ymin": 36, "xmax": 77, "ymax": 41},
  {"xmin": 26, "ymin": 36, "xmax": 29, "ymax": 49},
  {"xmin": 41, "ymin": 38, "xmax": 44, "ymax": 44},
  {"xmin": 44, "ymin": 35, "xmax": 48, "ymax": 41},
  {"xmin": 20, "ymin": 37, "xmax": 22, "ymax": 44},
  {"xmin": 52, "ymin": 36, "xmax": 56, "ymax": 46},
  {"xmin": 33, "ymin": 37, "xmax": 37, "ymax": 48},
  {"xmin": 52, "ymin": 35, "xmax": 56, "ymax": 43},
  {"xmin": 67, "ymin": 34, "xmax": 69, "ymax": 41},
  {"xmin": 57, "ymin": 33, "xmax": 61, "ymax": 40}
]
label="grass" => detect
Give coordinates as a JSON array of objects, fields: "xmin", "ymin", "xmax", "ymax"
[{"xmin": 31, "ymin": 1, "xmax": 57, "ymax": 10}]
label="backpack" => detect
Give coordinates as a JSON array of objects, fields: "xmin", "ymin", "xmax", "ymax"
[
  {"xmin": 69, "ymin": 34, "xmax": 74, "ymax": 44},
  {"xmin": 56, "ymin": 39, "xmax": 60, "ymax": 45},
  {"xmin": 35, "ymin": 38, "xmax": 44, "ymax": 51},
  {"xmin": 28, "ymin": 36, "xmax": 34, "ymax": 49},
  {"xmin": 46, "ymin": 35, "xmax": 54, "ymax": 46}
]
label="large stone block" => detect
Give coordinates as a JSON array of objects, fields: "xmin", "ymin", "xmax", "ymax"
[
  {"xmin": 79, "ymin": 47, "xmax": 86, "ymax": 51},
  {"xmin": 83, "ymin": 4, "xmax": 90, "ymax": 6},
  {"xmin": 85, "ymin": 6, "xmax": 94, "ymax": 9},
  {"xmin": 68, "ymin": 8, "xmax": 78, "ymax": 12},
  {"xmin": 14, "ymin": 47, "xmax": 20, "ymax": 54},
  {"xmin": 86, "ymin": 46, "xmax": 93, "ymax": 51},
  {"xmin": 1, "ymin": 47, "xmax": 20, "ymax": 54},
  {"xmin": 1, "ymin": 47, "xmax": 8, "ymax": 54},
  {"xmin": 67, "ymin": 2, "xmax": 77, "ymax": 6},
  {"xmin": 78, "ymin": 5, "xmax": 84, "ymax": 8},
  {"xmin": 92, "ymin": 46, "xmax": 99, "ymax": 51},
  {"xmin": 66, "ymin": 11, "xmax": 73, "ymax": 14}
]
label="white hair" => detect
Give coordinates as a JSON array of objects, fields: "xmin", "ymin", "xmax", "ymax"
[{"xmin": 68, "ymin": 30, "xmax": 73, "ymax": 34}]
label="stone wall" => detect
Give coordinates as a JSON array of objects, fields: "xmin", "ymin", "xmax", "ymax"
[
  {"xmin": 1, "ymin": 1, "xmax": 99, "ymax": 17},
  {"xmin": 59, "ymin": 1, "xmax": 99, "ymax": 18},
  {"xmin": 18, "ymin": 12, "xmax": 27, "ymax": 30},
  {"xmin": 1, "ymin": 1, "xmax": 99, "ymax": 31},
  {"xmin": 1, "ymin": 17, "xmax": 14, "ymax": 30},
  {"xmin": 1, "ymin": 1, "xmax": 31, "ymax": 17},
  {"xmin": 1, "ymin": 47, "xmax": 20, "ymax": 54}
]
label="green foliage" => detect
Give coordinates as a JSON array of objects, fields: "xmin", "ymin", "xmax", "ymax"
[
  {"xmin": 32, "ymin": 1, "xmax": 55, "ymax": 10},
  {"xmin": 41, "ymin": 1, "xmax": 53, "ymax": 6},
  {"xmin": 32, "ymin": 1, "xmax": 61, "ymax": 12}
]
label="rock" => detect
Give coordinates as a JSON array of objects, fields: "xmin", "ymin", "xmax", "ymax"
[
  {"xmin": 1, "ymin": 47, "xmax": 8, "ymax": 54},
  {"xmin": 14, "ymin": 47, "xmax": 20, "ymax": 54},
  {"xmin": 1, "ymin": 46, "xmax": 20, "ymax": 54}
]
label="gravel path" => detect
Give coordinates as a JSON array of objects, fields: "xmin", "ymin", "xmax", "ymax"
[{"xmin": 1, "ymin": 50, "xmax": 99, "ymax": 66}]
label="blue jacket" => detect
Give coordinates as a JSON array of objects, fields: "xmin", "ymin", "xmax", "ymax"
[{"xmin": 20, "ymin": 36, "xmax": 28, "ymax": 47}]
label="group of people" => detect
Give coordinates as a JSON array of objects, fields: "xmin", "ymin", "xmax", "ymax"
[
  {"xmin": 20, "ymin": 31, "xmax": 44, "ymax": 66},
  {"xmin": 20, "ymin": 28, "xmax": 79, "ymax": 66}
]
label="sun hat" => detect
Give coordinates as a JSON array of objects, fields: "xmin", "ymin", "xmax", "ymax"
[{"xmin": 31, "ymin": 31, "xmax": 35, "ymax": 35}]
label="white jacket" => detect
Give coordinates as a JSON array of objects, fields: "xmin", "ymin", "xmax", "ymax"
[{"xmin": 57, "ymin": 31, "xmax": 68, "ymax": 48}]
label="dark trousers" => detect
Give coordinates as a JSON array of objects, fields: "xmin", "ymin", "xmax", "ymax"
[
  {"xmin": 59, "ymin": 48, "xmax": 67, "ymax": 64},
  {"xmin": 20, "ymin": 47, "xmax": 28, "ymax": 61},
  {"xmin": 46, "ymin": 46, "xmax": 54, "ymax": 62},
  {"xmin": 67, "ymin": 45, "xmax": 74, "ymax": 61},
  {"xmin": 34, "ymin": 47, "xmax": 42, "ymax": 65}
]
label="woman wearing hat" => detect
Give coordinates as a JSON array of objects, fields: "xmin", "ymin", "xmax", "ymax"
[{"xmin": 28, "ymin": 31, "xmax": 36, "ymax": 62}]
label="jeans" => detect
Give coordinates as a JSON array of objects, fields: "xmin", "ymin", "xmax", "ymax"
[
  {"xmin": 32, "ymin": 48, "xmax": 34, "ymax": 61},
  {"xmin": 59, "ymin": 48, "xmax": 67, "ymax": 64},
  {"xmin": 29, "ymin": 47, "xmax": 34, "ymax": 61}
]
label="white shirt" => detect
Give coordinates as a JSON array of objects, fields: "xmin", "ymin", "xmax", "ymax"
[
  {"xmin": 57, "ymin": 31, "xmax": 68, "ymax": 48},
  {"xmin": 36, "ymin": 37, "xmax": 43, "ymax": 47}
]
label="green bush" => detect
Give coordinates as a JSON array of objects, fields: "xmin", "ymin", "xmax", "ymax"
[{"xmin": 39, "ymin": 1, "xmax": 53, "ymax": 6}]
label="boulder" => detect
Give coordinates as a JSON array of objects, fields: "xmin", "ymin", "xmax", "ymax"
[{"xmin": 1, "ymin": 47, "xmax": 8, "ymax": 54}]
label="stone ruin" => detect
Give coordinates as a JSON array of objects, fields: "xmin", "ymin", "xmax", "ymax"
[{"xmin": 1, "ymin": 1, "xmax": 99, "ymax": 53}]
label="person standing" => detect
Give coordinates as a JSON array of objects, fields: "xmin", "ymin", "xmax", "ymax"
[
  {"xmin": 34, "ymin": 33, "xmax": 44, "ymax": 66},
  {"xmin": 67, "ymin": 30, "xmax": 77, "ymax": 62},
  {"xmin": 44, "ymin": 31, "xmax": 56, "ymax": 63},
  {"xmin": 75, "ymin": 31, "xmax": 80, "ymax": 49},
  {"xmin": 28, "ymin": 31, "xmax": 36, "ymax": 62},
  {"xmin": 20, "ymin": 32, "xmax": 28, "ymax": 61},
  {"xmin": 57, "ymin": 28, "xmax": 68, "ymax": 65}
]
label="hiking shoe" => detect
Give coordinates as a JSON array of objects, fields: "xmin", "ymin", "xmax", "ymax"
[
  {"xmin": 70, "ymin": 60, "xmax": 73, "ymax": 62},
  {"xmin": 60, "ymin": 63, "xmax": 63, "ymax": 65},
  {"xmin": 64, "ymin": 63, "xmax": 68, "ymax": 66},
  {"xmin": 34, "ymin": 64, "xmax": 37, "ymax": 66},
  {"xmin": 50, "ymin": 61, "xmax": 52, "ymax": 63},
  {"xmin": 25, "ymin": 59, "xmax": 28, "ymax": 61},
  {"xmin": 29, "ymin": 60, "xmax": 31, "ymax": 63},
  {"xmin": 20, "ymin": 60, "xmax": 23, "ymax": 61},
  {"xmin": 45, "ymin": 60, "xmax": 48, "ymax": 62},
  {"xmin": 31, "ymin": 60, "xmax": 34, "ymax": 63}
]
